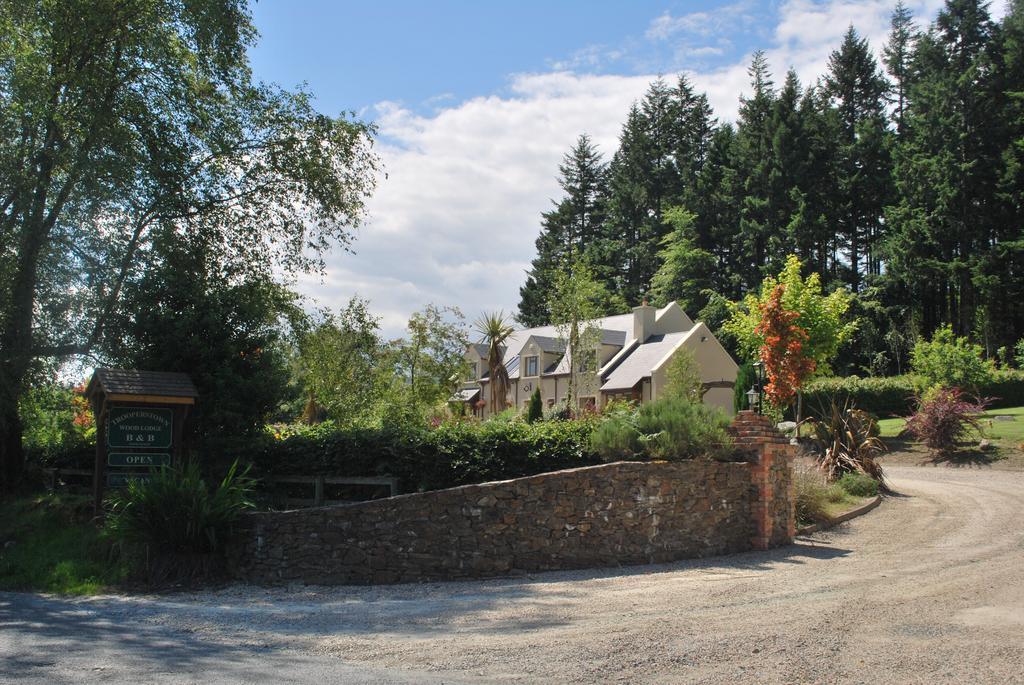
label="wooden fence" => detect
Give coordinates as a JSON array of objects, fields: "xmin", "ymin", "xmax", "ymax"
[{"xmin": 43, "ymin": 468, "xmax": 399, "ymax": 510}]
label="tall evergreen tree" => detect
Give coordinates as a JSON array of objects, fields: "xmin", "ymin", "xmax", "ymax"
[
  {"xmin": 824, "ymin": 26, "xmax": 892, "ymax": 291},
  {"xmin": 883, "ymin": 1, "xmax": 918, "ymax": 134},
  {"xmin": 518, "ymin": 135, "xmax": 608, "ymax": 326},
  {"xmin": 886, "ymin": 0, "xmax": 1002, "ymax": 340},
  {"xmin": 734, "ymin": 51, "xmax": 778, "ymax": 289}
]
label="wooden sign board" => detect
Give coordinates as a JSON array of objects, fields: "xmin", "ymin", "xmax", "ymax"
[
  {"xmin": 108, "ymin": 453, "xmax": 171, "ymax": 468},
  {"xmin": 107, "ymin": 472, "xmax": 153, "ymax": 488},
  {"xmin": 107, "ymin": 407, "xmax": 173, "ymax": 449},
  {"xmin": 85, "ymin": 369, "xmax": 198, "ymax": 513}
]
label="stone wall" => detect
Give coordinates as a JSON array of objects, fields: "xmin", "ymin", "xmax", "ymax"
[
  {"xmin": 227, "ymin": 460, "xmax": 754, "ymax": 585},
  {"xmin": 226, "ymin": 413, "xmax": 796, "ymax": 586}
]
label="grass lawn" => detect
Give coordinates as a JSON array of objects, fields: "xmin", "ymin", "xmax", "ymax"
[
  {"xmin": 877, "ymin": 406, "xmax": 1024, "ymax": 469},
  {"xmin": 878, "ymin": 405, "xmax": 1024, "ymax": 442},
  {"xmin": 0, "ymin": 493, "xmax": 128, "ymax": 594},
  {"xmin": 822, "ymin": 492, "xmax": 871, "ymax": 519}
]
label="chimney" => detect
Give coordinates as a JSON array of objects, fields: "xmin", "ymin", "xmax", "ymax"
[{"xmin": 633, "ymin": 302, "xmax": 655, "ymax": 343}]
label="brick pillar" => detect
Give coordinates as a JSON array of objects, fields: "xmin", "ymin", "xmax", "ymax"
[{"xmin": 729, "ymin": 411, "xmax": 797, "ymax": 550}]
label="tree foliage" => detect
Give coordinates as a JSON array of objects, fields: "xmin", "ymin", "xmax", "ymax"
[
  {"xmin": 294, "ymin": 299, "xmax": 390, "ymax": 428},
  {"xmin": 0, "ymin": 0, "xmax": 378, "ymax": 489},
  {"xmin": 517, "ymin": 0, "xmax": 1024, "ymax": 381},
  {"xmin": 725, "ymin": 255, "xmax": 855, "ymax": 373},
  {"xmin": 754, "ymin": 284, "xmax": 816, "ymax": 407},
  {"xmin": 389, "ymin": 305, "xmax": 469, "ymax": 416},
  {"xmin": 910, "ymin": 325, "xmax": 996, "ymax": 391}
]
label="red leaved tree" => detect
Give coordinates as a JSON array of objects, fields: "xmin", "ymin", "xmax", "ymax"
[{"xmin": 755, "ymin": 284, "xmax": 816, "ymax": 408}]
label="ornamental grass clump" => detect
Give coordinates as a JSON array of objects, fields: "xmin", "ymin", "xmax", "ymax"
[
  {"xmin": 794, "ymin": 465, "xmax": 832, "ymax": 526},
  {"xmin": 904, "ymin": 387, "xmax": 991, "ymax": 460},
  {"xmin": 103, "ymin": 460, "xmax": 255, "ymax": 583},
  {"xmin": 810, "ymin": 398, "xmax": 886, "ymax": 485}
]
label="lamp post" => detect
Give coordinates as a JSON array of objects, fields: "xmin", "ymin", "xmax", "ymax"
[{"xmin": 751, "ymin": 360, "xmax": 764, "ymax": 415}]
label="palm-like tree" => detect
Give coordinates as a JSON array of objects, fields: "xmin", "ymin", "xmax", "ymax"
[{"xmin": 474, "ymin": 311, "xmax": 514, "ymax": 416}]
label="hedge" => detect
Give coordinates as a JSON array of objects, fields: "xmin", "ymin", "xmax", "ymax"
[
  {"xmin": 244, "ymin": 419, "xmax": 604, "ymax": 493},
  {"xmin": 803, "ymin": 370, "xmax": 1024, "ymax": 417}
]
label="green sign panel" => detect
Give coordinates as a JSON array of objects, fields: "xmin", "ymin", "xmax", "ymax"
[
  {"xmin": 108, "ymin": 452, "xmax": 170, "ymax": 468},
  {"xmin": 107, "ymin": 407, "xmax": 173, "ymax": 449},
  {"xmin": 107, "ymin": 472, "xmax": 152, "ymax": 487}
]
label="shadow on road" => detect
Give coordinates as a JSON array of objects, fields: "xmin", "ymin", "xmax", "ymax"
[{"xmin": 0, "ymin": 593, "xmax": 289, "ymax": 681}]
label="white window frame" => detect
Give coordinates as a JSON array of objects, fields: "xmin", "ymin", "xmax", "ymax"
[{"xmin": 525, "ymin": 355, "xmax": 538, "ymax": 377}]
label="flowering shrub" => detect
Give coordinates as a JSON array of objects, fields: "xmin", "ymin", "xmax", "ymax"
[{"xmin": 904, "ymin": 388, "xmax": 991, "ymax": 458}]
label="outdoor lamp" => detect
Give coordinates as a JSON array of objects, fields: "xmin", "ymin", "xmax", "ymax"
[{"xmin": 746, "ymin": 386, "xmax": 759, "ymax": 411}]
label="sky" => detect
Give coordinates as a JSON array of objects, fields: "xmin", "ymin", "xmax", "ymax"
[{"xmin": 247, "ymin": 0, "xmax": 1007, "ymax": 338}]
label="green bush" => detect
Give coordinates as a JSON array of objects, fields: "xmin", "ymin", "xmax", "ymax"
[
  {"xmin": 247, "ymin": 418, "xmax": 602, "ymax": 493},
  {"xmin": 591, "ymin": 396, "xmax": 733, "ymax": 462},
  {"xmin": 803, "ymin": 370, "xmax": 1024, "ymax": 418},
  {"xmin": 526, "ymin": 388, "xmax": 543, "ymax": 423},
  {"xmin": 103, "ymin": 460, "xmax": 255, "ymax": 581},
  {"xmin": 1016, "ymin": 338, "xmax": 1024, "ymax": 368},
  {"xmin": 911, "ymin": 325, "xmax": 995, "ymax": 391},
  {"xmin": 803, "ymin": 375, "xmax": 916, "ymax": 417},
  {"xmin": 837, "ymin": 472, "xmax": 879, "ymax": 497}
]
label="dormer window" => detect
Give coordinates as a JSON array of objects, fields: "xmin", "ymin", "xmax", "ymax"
[
  {"xmin": 525, "ymin": 355, "xmax": 538, "ymax": 377},
  {"xmin": 469, "ymin": 362, "xmax": 478, "ymax": 379}
]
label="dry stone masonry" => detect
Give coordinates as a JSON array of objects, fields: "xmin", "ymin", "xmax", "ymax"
[{"xmin": 227, "ymin": 412, "xmax": 796, "ymax": 585}]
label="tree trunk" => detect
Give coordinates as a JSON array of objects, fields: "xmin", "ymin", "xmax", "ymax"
[{"xmin": 0, "ymin": 378, "xmax": 26, "ymax": 494}]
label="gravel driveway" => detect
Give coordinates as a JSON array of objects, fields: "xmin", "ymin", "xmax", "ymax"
[{"xmin": 2, "ymin": 465, "xmax": 1023, "ymax": 684}]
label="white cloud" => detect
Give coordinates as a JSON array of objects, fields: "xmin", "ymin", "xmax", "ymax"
[
  {"xmin": 646, "ymin": 2, "xmax": 758, "ymax": 41},
  {"xmin": 300, "ymin": 0, "xmax": 1011, "ymax": 338},
  {"xmin": 301, "ymin": 72, "xmax": 652, "ymax": 337}
]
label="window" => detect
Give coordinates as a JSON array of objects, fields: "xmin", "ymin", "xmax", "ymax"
[
  {"xmin": 577, "ymin": 350, "xmax": 597, "ymax": 373},
  {"xmin": 578, "ymin": 396, "xmax": 597, "ymax": 412},
  {"xmin": 525, "ymin": 355, "xmax": 538, "ymax": 377},
  {"xmin": 469, "ymin": 362, "xmax": 477, "ymax": 379}
]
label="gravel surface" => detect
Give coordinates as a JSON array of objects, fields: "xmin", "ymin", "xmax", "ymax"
[{"xmin": 2, "ymin": 465, "xmax": 1023, "ymax": 684}]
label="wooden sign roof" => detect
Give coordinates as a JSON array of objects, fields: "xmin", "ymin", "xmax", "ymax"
[{"xmin": 85, "ymin": 368, "xmax": 198, "ymax": 405}]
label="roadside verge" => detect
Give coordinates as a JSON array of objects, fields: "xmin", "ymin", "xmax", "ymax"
[{"xmin": 798, "ymin": 494, "xmax": 882, "ymax": 535}]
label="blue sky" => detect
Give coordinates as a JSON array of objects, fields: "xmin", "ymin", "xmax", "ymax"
[
  {"xmin": 246, "ymin": 1, "xmax": 1002, "ymax": 338},
  {"xmin": 249, "ymin": 1, "xmax": 776, "ymax": 118}
]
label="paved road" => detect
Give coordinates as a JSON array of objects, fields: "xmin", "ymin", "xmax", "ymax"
[{"xmin": 2, "ymin": 466, "xmax": 1023, "ymax": 684}]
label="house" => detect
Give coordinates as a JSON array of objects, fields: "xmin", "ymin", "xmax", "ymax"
[{"xmin": 455, "ymin": 302, "xmax": 738, "ymax": 418}]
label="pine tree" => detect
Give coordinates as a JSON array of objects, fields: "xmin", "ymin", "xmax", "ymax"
[
  {"xmin": 734, "ymin": 51, "xmax": 778, "ymax": 290},
  {"xmin": 883, "ymin": 1, "xmax": 918, "ymax": 134},
  {"xmin": 518, "ymin": 135, "xmax": 608, "ymax": 326},
  {"xmin": 649, "ymin": 208, "xmax": 715, "ymax": 312},
  {"xmin": 886, "ymin": 0, "xmax": 1002, "ymax": 340},
  {"xmin": 824, "ymin": 26, "xmax": 892, "ymax": 291}
]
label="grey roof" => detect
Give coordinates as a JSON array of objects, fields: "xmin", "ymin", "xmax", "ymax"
[
  {"xmin": 600, "ymin": 329, "xmax": 627, "ymax": 346},
  {"xmin": 494, "ymin": 312, "xmax": 636, "ymax": 373},
  {"xmin": 471, "ymin": 343, "xmax": 489, "ymax": 358},
  {"xmin": 452, "ymin": 387, "xmax": 480, "ymax": 402},
  {"xmin": 476, "ymin": 304, "xmax": 685, "ymax": 381},
  {"xmin": 601, "ymin": 332, "xmax": 689, "ymax": 392},
  {"xmin": 529, "ymin": 335, "xmax": 566, "ymax": 353},
  {"xmin": 86, "ymin": 368, "xmax": 199, "ymax": 398}
]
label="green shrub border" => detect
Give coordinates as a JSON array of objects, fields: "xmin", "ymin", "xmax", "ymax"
[{"xmin": 802, "ymin": 370, "xmax": 1024, "ymax": 418}]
